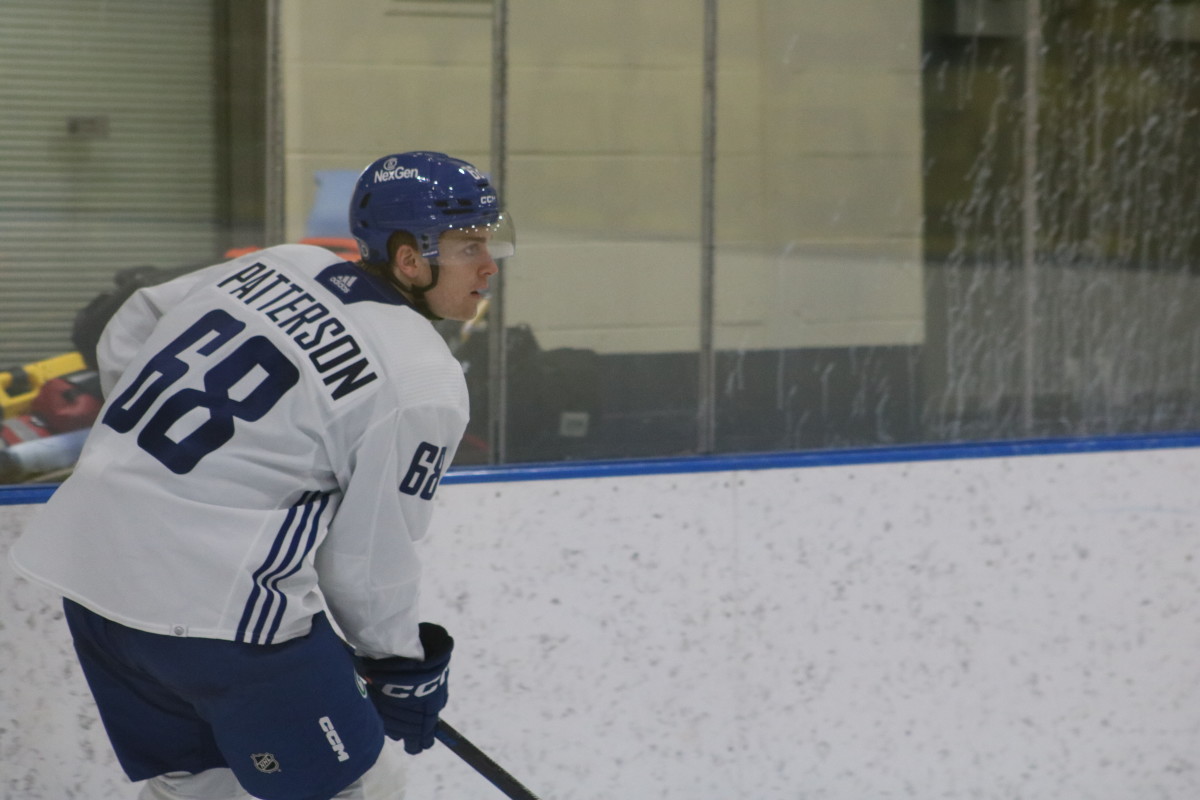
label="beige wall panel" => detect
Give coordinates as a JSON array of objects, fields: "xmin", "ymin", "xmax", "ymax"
[
  {"xmin": 505, "ymin": 240, "xmax": 701, "ymax": 353},
  {"xmin": 281, "ymin": 0, "xmax": 494, "ymax": 241},
  {"xmin": 511, "ymin": 324, "xmax": 701, "ymax": 354},
  {"xmin": 509, "ymin": 0, "xmax": 701, "ymax": 67},
  {"xmin": 509, "ymin": 67, "xmax": 701, "ymax": 154},
  {"xmin": 718, "ymin": 0, "xmax": 766, "ymax": 63},
  {"xmin": 281, "ymin": 63, "xmax": 490, "ymax": 240},
  {"xmin": 779, "ymin": 251, "xmax": 923, "ymax": 326},
  {"xmin": 714, "ymin": 62, "xmax": 768, "ymax": 243},
  {"xmin": 716, "ymin": 68, "xmax": 764, "ymax": 155},
  {"xmin": 714, "ymin": 251, "xmax": 777, "ymax": 329},
  {"xmin": 762, "ymin": 0, "xmax": 921, "ymax": 72},
  {"xmin": 287, "ymin": 65, "xmax": 490, "ymax": 154},
  {"xmin": 510, "ymin": 155, "xmax": 699, "ymax": 238},
  {"xmin": 279, "ymin": 0, "xmax": 927, "ymax": 351},
  {"xmin": 714, "ymin": 153, "xmax": 769, "ymax": 243},
  {"xmin": 768, "ymin": 154, "xmax": 923, "ymax": 241},
  {"xmin": 782, "ymin": 70, "xmax": 923, "ymax": 156},
  {"xmin": 284, "ymin": 0, "xmax": 490, "ymax": 66},
  {"xmin": 714, "ymin": 243, "xmax": 924, "ymax": 350},
  {"xmin": 506, "ymin": 240, "xmax": 923, "ymax": 354}
]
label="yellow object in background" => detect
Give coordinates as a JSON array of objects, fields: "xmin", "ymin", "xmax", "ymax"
[{"xmin": 0, "ymin": 352, "xmax": 88, "ymax": 420}]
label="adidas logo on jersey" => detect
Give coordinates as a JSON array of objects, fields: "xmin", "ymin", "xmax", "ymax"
[{"xmin": 329, "ymin": 274, "xmax": 358, "ymax": 294}]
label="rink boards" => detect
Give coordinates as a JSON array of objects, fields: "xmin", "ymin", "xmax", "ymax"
[{"xmin": 3, "ymin": 437, "xmax": 1199, "ymax": 799}]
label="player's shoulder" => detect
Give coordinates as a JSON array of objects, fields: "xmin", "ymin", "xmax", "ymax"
[
  {"xmin": 376, "ymin": 310, "xmax": 461, "ymax": 370},
  {"xmin": 372, "ymin": 313, "xmax": 467, "ymax": 403}
]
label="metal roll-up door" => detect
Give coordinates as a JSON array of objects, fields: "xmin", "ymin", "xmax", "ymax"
[{"xmin": 0, "ymin": 0, "xmax": 220, "ymax": 365}]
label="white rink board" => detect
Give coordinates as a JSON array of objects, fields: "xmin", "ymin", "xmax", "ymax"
[{"xmin": 3, "ymin": 446, "xmax": 1200, "ymax": 799}]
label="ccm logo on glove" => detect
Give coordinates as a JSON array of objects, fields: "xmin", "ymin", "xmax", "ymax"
[
  {"xmin": 379, "ymin": 666, "xmax": 449, "ymax": 699},
  {"xmin": 355, "ymin": 622, "xmax": 454, "ymax": 755}
]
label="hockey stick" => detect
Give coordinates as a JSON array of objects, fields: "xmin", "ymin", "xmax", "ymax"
[{"xmin": 435, "ymin": 719, "xmax": 543, "ymax": 800}]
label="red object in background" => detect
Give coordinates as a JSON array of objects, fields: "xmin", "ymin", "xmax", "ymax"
[
  {"xmin": 1, "ymin": 370, "xmax": 103, "ymax": 447},
  {"xmin": 31, "ymin": 372, "xmax": 103, "ymax": 433}
]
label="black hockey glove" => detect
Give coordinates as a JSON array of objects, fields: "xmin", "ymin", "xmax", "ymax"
[{"xmin": 356, "ymin": 622, "xmax": 454, "ymax": 754}]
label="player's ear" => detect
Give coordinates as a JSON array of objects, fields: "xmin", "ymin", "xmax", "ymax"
[{"xmin": 392, "ymin": 244, "xmax": 423, "ymax": 281}]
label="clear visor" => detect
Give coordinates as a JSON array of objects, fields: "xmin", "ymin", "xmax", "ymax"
[{"xmin": 441, "ymin": 212, "xmax": 515, "ymax": 260}]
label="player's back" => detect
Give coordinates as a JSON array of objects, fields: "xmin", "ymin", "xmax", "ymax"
[
  {"xmin": 90, "ymin": 244, "xmax": 406, "ymax": 507},
  {"xmin": 10, "ymin": 244, "xmax": 469, "ymax": 645}
]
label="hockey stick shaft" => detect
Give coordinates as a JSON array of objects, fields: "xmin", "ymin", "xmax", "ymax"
[{"xmin": 435, "ymin": 719, "xmax": 542, "ymax": 800}]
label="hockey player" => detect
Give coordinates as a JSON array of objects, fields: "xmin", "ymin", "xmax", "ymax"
[{"xmin": 9, "ymin": 151, "xmax": 515, "ymax": 800}]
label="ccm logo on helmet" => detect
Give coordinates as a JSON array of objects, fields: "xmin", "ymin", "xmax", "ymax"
[
  {"xmin": 380, "ymin": 667, "xmax": 449, "ymax": 699},
  {"xmin": 318, "ymin": 716, "xmax": 351, "ymax": 762}
]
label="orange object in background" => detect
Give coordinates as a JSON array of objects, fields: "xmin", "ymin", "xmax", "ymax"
[{"xmin": 224, "ymin": 237, "xmax": 359, "ymax": 262}]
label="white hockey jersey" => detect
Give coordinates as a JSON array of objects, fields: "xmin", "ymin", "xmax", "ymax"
[{"xmin": 9, "ymin": 244, "xmax": 468, "ymax": 660}]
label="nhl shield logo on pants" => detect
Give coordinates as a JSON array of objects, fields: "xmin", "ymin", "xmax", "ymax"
[{"xmin": 251, "ymin": 753, "xmax": 281, "ymax": 773}]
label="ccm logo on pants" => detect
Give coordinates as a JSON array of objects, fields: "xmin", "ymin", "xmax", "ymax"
[{"xmin": 319, "ymin": 716, "xmax": 350, "ymax": 762}]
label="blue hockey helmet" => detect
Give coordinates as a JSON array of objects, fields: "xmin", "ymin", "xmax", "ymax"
[{"xmin": 349, "ymin": 151, "xmax": 514, "ymax": 265}]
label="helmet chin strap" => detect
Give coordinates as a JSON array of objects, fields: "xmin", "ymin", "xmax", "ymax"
[{"xmin": 392, "ymin": 260, "xmax": 442, "ymax": 321}]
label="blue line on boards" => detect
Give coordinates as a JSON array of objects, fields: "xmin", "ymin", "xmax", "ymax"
[{"xmin": 4, "ymin": 431, "xmax": 1198, "ymax": 506}]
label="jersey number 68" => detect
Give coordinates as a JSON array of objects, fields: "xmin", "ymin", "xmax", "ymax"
[{"xmin": 103, "ymin": 309, "xmax": 300, "ymax": 474}]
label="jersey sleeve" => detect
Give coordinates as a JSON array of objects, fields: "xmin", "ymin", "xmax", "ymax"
[
  {"xmin": 315, "ymin": 398, "xmax": 466, "ymax": 660},
  {"xmin": 94, "ymin": 266, "xmax": 220, "ymax": 396}
]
